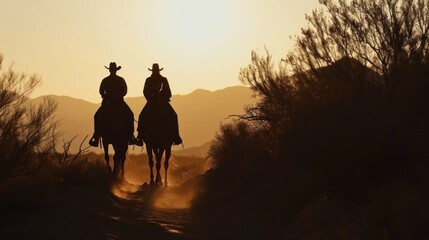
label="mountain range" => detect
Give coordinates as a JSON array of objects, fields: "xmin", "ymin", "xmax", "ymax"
[{"xmin": 33, "ymin": 86, "xmax": 257, "ymax": 156}]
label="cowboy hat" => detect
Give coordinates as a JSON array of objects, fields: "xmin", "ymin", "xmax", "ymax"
[
  {"xmin": 105, "ymin": 62, "xmax": 122, "ymax": 71},
  {"xmin": 148, "ymin": 63, "xmax": 163, "ymax": 72}
]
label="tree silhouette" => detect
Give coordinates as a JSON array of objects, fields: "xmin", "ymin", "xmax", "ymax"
[
  {"xmin": 0, "ymin": 54, "xmax": 57, "ymax": 180},
  {"xmin": 239, "ymin": 0, "xmax": 429, "ymax": 147},
  {"xmin": 291, "ymin": 0, "xmax": 428, "ymax": 87},
  {"xmin": 201, "ymin": 1, "xmax": 429, "ymax": 238}
]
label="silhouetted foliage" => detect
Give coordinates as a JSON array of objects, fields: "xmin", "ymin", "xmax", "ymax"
[
  {"xmin": 291, "ymin": 0, "xmax": 429, "ymax": 89},
  {"xmin": 238, "ymin": 0, "xmax": 429, "ymax": 193},
  {"xmin": 210, "ymin": 121, "xmax": 265, "ymax": 171},
  {"xmin": 207, "ymin": 121, "xmax": 268, "ymax": 192},
  {"xmin": 197, "ymin": 1, "xmax": 429, "ymax": 238},
  {"xmin": 0, "ymin": 54, "xmax": 107, "ymax": 188},
  {"xmin": 0, "ymin": 55, "xmax": 57, "ymax": 181}
]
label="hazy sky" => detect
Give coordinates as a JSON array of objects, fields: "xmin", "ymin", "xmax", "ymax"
[{"xmin": 1, "ymin": 0, "xmax": 320, "ymax": 103}]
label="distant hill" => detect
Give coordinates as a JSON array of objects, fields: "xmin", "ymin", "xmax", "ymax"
[{"xmin": 32, "ymin": 86, "xmax": 257, "ymax": 155}]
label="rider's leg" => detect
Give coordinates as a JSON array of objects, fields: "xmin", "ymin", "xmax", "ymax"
[
  {"xmin": 137, "ymin": 104, "xmax": 149, "ymax": 139},
  {"xmin": 123, "ymin": 102, "xmax": 138, "ymax": 145},
  {"xmin": 173, "ymin": 117, "xmax": 182, "ymax": 145},
  {"xmin": 136, "ymin": 104, "xmax": 151, "ymax": 147},
  {"xmin": 136, "ymin": 109, "xmax": 145, "ymax": 146},
  {"xmin": 89, "ymin": 107, "xmax": 103, "ymax": 147},
  {"xmin": 124, "ymin": 103, "xmax": 134, "ymax": 136},
  {"xmin": 168, "ymin": 104, "xmax": 182, "ymax": 145}
]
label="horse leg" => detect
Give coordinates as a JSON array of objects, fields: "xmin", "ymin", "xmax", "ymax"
[
  {"xmin": 112, "ymin": 145, "xmax": 119, "ymax": 179},
  {"xmin": 147, "ymin": 146, "xmax": 155, "ymax": 185},
  {"xmin": 120, "ymin": 156, "xmax": 125, "ymax": 180},
  {"xmin": 113, "ymin": 154, "xmax": 119, "ymax": 178},
  {"xmin": 164, "ymin": 146, "xmax": 171, "ymax": 187},
  {"xmin": 103, "ymin": 139, "xmax": 112, "ymax": 173},
  {"xmin": 120, "ymin": 142, "xmax": 128, "ymax": 180},
  {"xmin": 155, "ymin": 148, "xmax": 163, "ymax": 186}
]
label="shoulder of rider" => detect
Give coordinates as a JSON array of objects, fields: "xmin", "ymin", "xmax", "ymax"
[
  {"xmin": 118, "ymin": 76, "xmax": 127, "ymax": 96},
  {"xmin": 99, "ymin": 77, "xmax": 108, "ymax": 96}
]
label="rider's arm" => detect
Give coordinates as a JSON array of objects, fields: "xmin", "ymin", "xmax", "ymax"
[
  {"xmin": 99, "ymin": 79, "xmax": 106, "ymax": 98},
  {"xmin": 143, "ymin": 78, "xmax": 153, "ymax": 101},
  {"xmin": 161, "ymin": 78, "xmax": 172, "ymax": 101},
  {"xmin": 143, "ymin": 85, "xmax": 153, "ymax": 101},
  {"xmin": 121, "ymin": 78, "xmax": 127, "ymax": 97}
]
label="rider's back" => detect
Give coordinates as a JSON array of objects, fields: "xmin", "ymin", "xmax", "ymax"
[
  {"xmin": 100, "ymin": 75, "xmax": 127, "ymax": 101},
  {"xmin": 144, "ymin": 74, "xmax": 171, "ymax": 102}
]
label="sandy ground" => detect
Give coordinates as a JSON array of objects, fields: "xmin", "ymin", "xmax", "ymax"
[{"xmin": 0, "ymin": 183, "xmax": 194, "ymax": 240}]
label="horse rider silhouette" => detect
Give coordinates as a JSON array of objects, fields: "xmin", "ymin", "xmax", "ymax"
[
  {"xmin": 137, "ymin": 63, "xmax": 182, "ymax": 145},
  {"xmin": 89, "ymin": 62, "xmax": 140, "ymax": 147}
]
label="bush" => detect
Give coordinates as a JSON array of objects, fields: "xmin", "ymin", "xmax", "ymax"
[
  {"xmin": 0, "ymin": 54, "xmax": 109, "ymax": 190},
  {"xmin": 194, "ymin": 1, "xmax": 429, "ymax": 237},
  {"xmin": 0, "ymin": 54, "xmax": 57, "ymax": 181}
]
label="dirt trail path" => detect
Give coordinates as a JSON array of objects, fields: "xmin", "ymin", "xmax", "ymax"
[{"xmin": 0, "ymin": 183, "xmax": 198, "ymax": 240}]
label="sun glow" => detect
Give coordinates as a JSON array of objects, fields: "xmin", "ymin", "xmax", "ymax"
[{"xmin": 156, "ymin": 1, "xmax": 233, "ymax": 51}]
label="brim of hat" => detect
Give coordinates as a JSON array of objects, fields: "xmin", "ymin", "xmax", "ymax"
[
  {"xmin": 148, "ymin": 68, "xmax": 163, "ymax": 71},
  {"xmin": 105, "ymin": 66, "xmax": 122, "ymax": 70}
]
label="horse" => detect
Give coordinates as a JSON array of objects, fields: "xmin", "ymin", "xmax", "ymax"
[
  {"xmin": 100, "ymin": 102, "xmax": 130, "ymax": 179},
  {"xmin": 138, "ymin": 101, "xmax": 174, "ymax": 187}
]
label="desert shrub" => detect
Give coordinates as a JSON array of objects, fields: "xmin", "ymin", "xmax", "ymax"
[
  {"xmin": 208, "ymin": 121, "xmax": 269, "ymax": 183},
  {"xmin": 0, "ymin": 54, "xmax": 57, "ymax": 181},
  {"xmin": 210, "ymin": 121, "xmax": 266, "ymax": 171},
  {"xmin": 195, "ymin": 0, "xmax": 429, "ymax": 237},
  {"xmin": 0, "ymin": 54, "xmax": 109, "ymax": 189},
  {"xmin": 193, "ymin": 121, "xmax": 270, "ymax": 208},
  {"xmin": 236, "ymin": 0, "xmax": 429, "ymax": 202},
  {"xmin": 38, "ymin": 135, "xmax": 110, "ymax": 186},
  {"xmin": 51, "ymin": 157, "xmax": 108, "ymax": 186}
]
